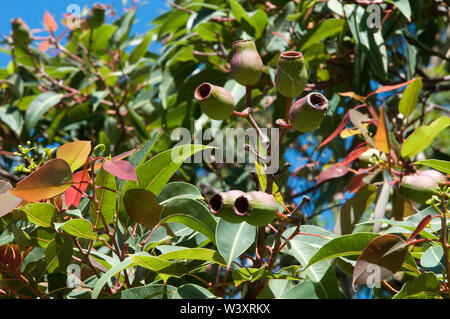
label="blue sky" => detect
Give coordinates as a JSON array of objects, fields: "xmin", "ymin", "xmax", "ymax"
[{"xmin": 0, "ymin": 0, "xmax": 168, "ymax": 67}]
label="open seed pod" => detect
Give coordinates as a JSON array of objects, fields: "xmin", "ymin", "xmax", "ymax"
[
  {"xmin": 233, "ymin": 191, "xmax": 278, "ymax": 227},
  {"xmin": 230, "ymin": 39, "xmax": 263, "ymax": 86},
  {"xmin": 399, "ymin": 174, "xmax": 439, "ymax": 204},
  {"xmin": 194, "ymin": 83, "xmax": 235, "ymax": 120},
  {"xmin": 274, "ymin": 51, "xmax": 308, "ymax": 98},
  {"xmin": 358, "ymin": 148, "xmax": 388, "ymax": 167},
  {"xmin": 209, "ymin": 190, "xmax": 246, "ymax": 224},
  {"xmin": 289, "ymin": 92, "xmax": 328, "ymax": 133}
]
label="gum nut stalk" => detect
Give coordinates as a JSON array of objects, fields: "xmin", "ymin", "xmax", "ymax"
[
  {"xmin": 416, "ymin": 169, "xmax": 447, "ymax": 184},
  {"xmin": 289, "ymin": 92, "xmax": 328, "ymax": 133},
  {"xmin": 209, "ymin": 190, "xmax": 246, "ymax": 224},
  {"xmin": 194, "ymin": 83, "xmax": 235, "ymax": 120},
  {"xmin": 399, "ymin": 174, "xmax": 438, "ymax": 204},
  {"xmin": 233, "ymin": 191, "xmax": 278, "ymax": 227},
  {"xmin": 274, "ymin": 51, "xmax": 308, "ymax": 98},
  {"xmin": 230, "ymin": 39, "xmax": 263, "ymax": 86}
]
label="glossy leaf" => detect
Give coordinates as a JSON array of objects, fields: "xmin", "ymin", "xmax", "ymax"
[
  {"xmin": 232, "ymin": 267, "xmax": 302, "ymax": 287},
  {"xmin": 9, "ymin": 159, "xmax": 73, "ymax": 202},
  {"xmin": 160, "ymin": 197, "xmax": 217, "ymax": 244},
  {"xmin": 92, "ymin": 257, "xmax": 135, "ymax": 299},
  {"xmin": 20, "ymin": 202, "xmax": 56, "ymax": 228},
  {"xmin": 301, "ymin": 19, "xmax": 345, "ymax": 51},
  {"xmin": 156, "ymin": 182, "xmax": 203, "ymax": 205},
  {"xmin": 90, "ymin": 168, "xmax": 116, "ymax": 228},
  {"xmin": 159, "ymin": 247, "xmax": 226, "ymax": 266},
  {"xmin": 56, "ymin": 141, "xmax": 91, "ymax": 172},
  {"xmin": 59, "ymin": 219, "xmax": 98, "ymax": 240},
  {"xmin": 420, "ymin": 246, "xmax": 445, "ymax": 273},
  {"xmin": 103, "ymin": 159, "xmax": 137, "ymax": 181},
  {"xmin": 398, "ymin": 77, "xmax": 422, "ymax": 118},
  {"xmin": 173, "ymin": 284, "xmax": 218, "ymax": 299},
  {"xmin": 393, "ymin": 272, "xmax": 441, "ymax": 299},
  {"xmin": 123, "ymin": 188, "xmax": 162, "ymax": 229},
  {"xmin": 407, "ymin": 214, "xmax": 432, "ymax": 242},
  {"xmin": 25, "ymin": 92, "xmax": 63, "ymax": 132},
  {"xmin": 44, "ymin": 234, "xmax": 73, "ymax": 274},
  {"xmin": 215, "ymin": 219, "xmax": 256, "ymax": 267},
  {"xmin": 414, "ymin": 159, "xmax": 450, "ymax": 174},
  {"xmin": 401, "ymin": 116, "xmax": 450, "ymax": 159},
  {"xmin": 316, "ymin": 163, "xmax": 350, "ymax": 185},
  {"xmin": 352, "ymin": 234, "xmax": 407, "ymax": 290}
]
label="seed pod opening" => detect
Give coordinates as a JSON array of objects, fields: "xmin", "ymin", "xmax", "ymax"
[
  {"xmin": 289, "ymin": 92, "xmax": 328, "ymax": 133},
  {"xmin": 209, "ymin": 190, "xmax": 246, "ymax": 223},
  {"xmin": 230, "ymin": 39, "xmax": 263, "ymax": 86},
  {"xmin": 234, "ymin": 191, "xmax": 278, "ymax": 227},
  {"xmin": 194, "ymin": 83, "xmax": 235, "ymax": 120},
  {"xmin": 275, "ymin": 51, "xmax": 308, "ymax": 98}
]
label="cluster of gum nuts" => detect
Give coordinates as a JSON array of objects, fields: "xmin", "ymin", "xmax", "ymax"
[{"xmin": 193, "ymin": 39, "xmax": 329, "ymax": 226}]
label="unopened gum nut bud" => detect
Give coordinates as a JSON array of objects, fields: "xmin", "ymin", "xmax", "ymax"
[
  {"xmin": 230, "ymin": 40, "xmax": 263, "ymax": 86},
  {"xmin": 399, "ymin": 174, "xmax": 438, "ymax": 204},
  {"xmin": 275, "ymin": 51, "xmax": 308, "ymax": 98}
]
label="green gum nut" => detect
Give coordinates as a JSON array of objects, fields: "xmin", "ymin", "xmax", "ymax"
[
  {"xmin": 399, "ymin": 174, "xmax": 438, "ymax": 204},
  {"xmin": 274, "ymin": 51, "xmax": 308, "ymax": 98},
  {"xmin": 209, "ymin": 190, "xmax": 246, "ymax": 224},
  {"xmin": 11, "ymin": 18, "xmax": 32, "ymax": 46},
  {"xmin": 194, "ymin": 83, "xmax": 235, "ymax": 120},
  {"xmin": 289, "ymin": 92, "xmax": 328, "ymax": 133},
  {"xmin": 230, "ymin": 39, "xmax": 263, "ymax": 86},
  {"xmin": 233, "ymin": 191, "xmax": 278, "ymax": 227}
]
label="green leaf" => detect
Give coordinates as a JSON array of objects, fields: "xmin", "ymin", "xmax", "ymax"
[
  {"xmin": 401, "ymin": 116, "xmax": 450, "ymax": 159},
  {"xmin": 129, "ymin": 33, "xmax": 152, "ymax": 64},
  {"xmin": 130, "ymin": 253, "xmax": 174, "ymax": 272},
  {"xmin": 25, "ymin": 92, "xmax": 63, "ymax": 132},
  {"xmin": 301, "ymin": 19, "xmax": 345, "ymax": 51},
  {"xmin": 173, "ymin": 284, "xmax": 218, "ymax": 299},
  {"xmin": 156, "ymin": 182, "xmax": 203, "ymax": 205},
  {"xmin": 90, "ymin": 167, "xmax": 117, "ymax": 228},
  {"xmin": 398, "ymin": 77, "xmax": 422, "ymax": 118},
  {"xmin": 92, "ymin": 256, "xmax": 134, "ymax": 299},
  {"xmin": 59, "ymin": 219, "xmax": 98, "ymax": 240},
  {"xmin": 386, "ymin": 0, "xmax": 412, "ymax": 21},
  {"xmin": 306, "ymin": 233, "xmax": 380, "ymax": 268},
  {"xmin": 0, "ymin": 105, "xmax": 23, "ymax": 135},
  {"xmin": 44, "ymin": 234, "xmax": 73, "ymax": 274},
  {"xmin": 421, "ymin": 246, "xmax": 445, "ymax": 273},
  {"xmin": 110, "ymin": 284, "xmax": 176, "ymax": 299},
  {"xmin": 232, "ymin": 267, "xmax": 302, "ymax": 287},
  {"xmin": 414, "ymin": 159, "xmax": 450, "ymax": 174},
  {"xmin": 228, "ymin": 0, "xmax": 248, "ymax": 22},
  {"xmin": 123, "ymin": 188, "xmax": 163, "ymax": 229},
  {"xmin": 121, "ymin": 144, "xmax": 210, "ymax": 201},
  {"xmin": 393, "ymin": 272, "xmax": 441, "ymax": 299},
  {"xmin": 159, "ymin": 247, "xmax": 226, "ymax": 266},
  {"xmin": 20, "ymin": 202, "xmax": 56, "ymax": 228},
  {"xmin": 283, "ymin": 240, "xmax": 342, "ymax": 298},
  {"xmin": 160, "ymin": 198, "xmax": 217, "ymax": 244},
  {"xmin": 280, "ymin": 281, "xmax": 318, "ymax": 299},
  {"xmin": 215, "ymin": 219, "xmax": 256, "ymax": 267}
]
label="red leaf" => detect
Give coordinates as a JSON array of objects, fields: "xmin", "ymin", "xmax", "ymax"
[
  {"xmin": 65, "ymin": 169, "xmax": 90, "ymax": 208},
  {"xmin": 44, "ymin": 11, "xmax": 57, "ymax": 33},
  {"xmin": 38, "ymin": 40, "xmax": 50, "ymax": 52},
  {"xmin": 337, "ymin": 144, "xmax": 369, "ymax": 167},
  {"xmin": 103, "ymin": 160, "xmax": 137, "ymax": 181},
  {"xmin": 364, "ymin": 79, "xmax": 415, "ymax": 99},
  {"xmin": 318, "ymin": 104, "xmax": 366, "ymax": 150},
  {"xmin": 316, "ymin": 163, "xmax": 350, "ymax": 186},
  {"xmin": 346, "ymin": 173, "xmax": 368, "ymax": 194},
  {"xmin": 407, "ymin": 214, "xmax": 432, "ymax": 243}
]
